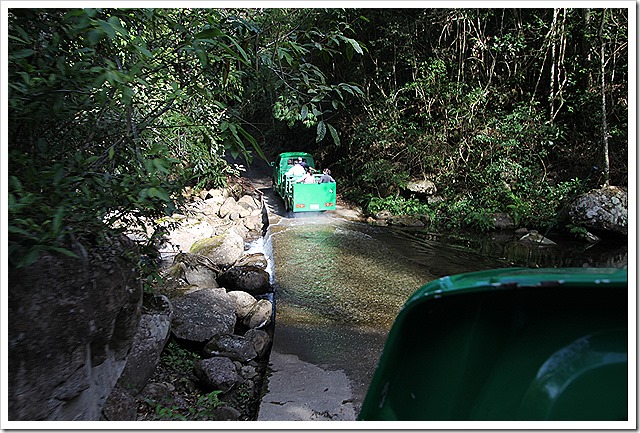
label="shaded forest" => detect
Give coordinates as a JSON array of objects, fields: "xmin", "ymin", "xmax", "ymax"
[{"xmin": 8, "ymin": 8, "xmax": 629, "ymax": 268}]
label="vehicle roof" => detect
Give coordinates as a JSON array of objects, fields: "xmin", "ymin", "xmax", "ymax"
[{"xmin": 277, "ymin": 152, "xmax": 314, "ymax": 159}]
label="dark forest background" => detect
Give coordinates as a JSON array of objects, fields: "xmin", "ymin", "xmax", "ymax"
[{"xmin": 8, "ymin": 8, "xmax": 629, "ymax": 268}]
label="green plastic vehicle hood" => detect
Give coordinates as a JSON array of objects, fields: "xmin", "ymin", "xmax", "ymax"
[{"xmin": 358, "ymin": 267, "xmax": 628, "ymax": 421}]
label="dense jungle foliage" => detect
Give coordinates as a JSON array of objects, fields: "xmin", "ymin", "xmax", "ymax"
[{"xmin": 8, "ymin": 8, "xmax": 629, "ymax": 268}]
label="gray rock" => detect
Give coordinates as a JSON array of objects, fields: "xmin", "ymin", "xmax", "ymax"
[
  {"xmin": 237, "ymin": 194, "xmax": 260, "ymax": 211},
  {"xmin": 236, "ymin": 253, "xmax": 268, "ymax": 269},
  {"xmin": 218, "ymin": 196, "xmax": 238, "ymax": 218},
  {"xmin": 406, "ymin": 179, "xmax": 437, "ymax": 195},
  {"xmin": 163, "ymin": 253, "xmax": 220, "ymax": 288},
  {"xmin": 159, "ymin": 218, "xmax": 215, "ymax": 254},
  {"xmin": 184, "ymin": 265, "xmax": 218, "ymax": 288},
  {"xmin": 243, "ymin": 214, "xmax": 264, "ymax": 232},
  {"xmin": 243, "ymin": 299, "xmax": 273, "ymax": 329},
  {"xmin": 139, "ymin": 382, "xmax": 174, "ymax": 404},
  {"xmin": 171, "ymin": 288, "xmax": 236, "ymax": 343},
  {"xmin": 427, "ymin": 195, "xmax": 444, "ymax": 205},
  {"xmin": 203, "ymin": 334, "xmax": 258, "ymax": 362},
  {"xmin": 389, "ymin": 216, "xmax": 424, "ymax": 227},
  {"xmin": 244, "ymin": 329, "xmax": 271, "ymax": 358},
  {"xmin": 194, "ymin": 357, "xmax": 239, "ymax": 393},
  {"xmin": 229, "ymin": 223, "xmax": 250, "ymax": 240},
  {"xmin": 115, "ymin": 294, "xmax": 173, "ymax": 395},
  {"xmin": 514, "ymin": 227, "xmax": 529, "ymax": 236},
  {"xmin": 101, "ymin": 385, "xmax": 138, "ymax": 421},
  {"xmin": 227, "ymin": 291, "xmax": 258, "ymax": 320},
  {"xmin": 207, "ymin": 189, "xmax": 225, "ymax": 201},
  {"xmin": 218, "ymin": 265, "xmax": 271, "ymax": 296},
  {"xmin": 240, "ymin": 365, "xmax": 259, "ymax": 380},
  {"xmin": 212, "ymin": 406, "xmax": 242, "ymax": 421},
  {"xmin": 189, "ymin": 232, "xmax": 244, "ymax": 267},
  {"xmin": 375, "ymin": 210, "xmax": 393, "ymax": 220},
  {"xmin": 570, "ymin": 186, "xmax": 627, "ymax": 235},
  {"xmin": 8, "ymin": 237, "xmax": 142, "ymax": 421},
  {"xmin": 519, "ymin": 230, "xmax": 556, "ymax": 246},
  {"xmin": 237, "ymin": 202, "xmax": 253, "ymax": 218}
]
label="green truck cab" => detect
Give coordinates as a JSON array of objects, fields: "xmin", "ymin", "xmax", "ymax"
[{"xmin": 271, "ymin": 152, "xmax": 336, "ymax": 212}]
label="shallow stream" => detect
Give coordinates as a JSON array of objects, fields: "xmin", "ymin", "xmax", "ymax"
[{"xmin": 262, "ymin": 211, "xmax": 628, "ymax": 414}]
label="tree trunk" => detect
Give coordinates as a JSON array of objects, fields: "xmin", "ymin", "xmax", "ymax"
[{"xmin": 599, "ymin": 11, "xmax": 610, "ymax": 187}]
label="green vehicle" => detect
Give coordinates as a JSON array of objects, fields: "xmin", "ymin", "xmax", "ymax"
[
  {"xmin": 271, "ymin": 152, "xmax": 336, "ymax": 212},
  {"xmin": 358, "ymin": 267, "xmax": 628, "ymax": 421}
]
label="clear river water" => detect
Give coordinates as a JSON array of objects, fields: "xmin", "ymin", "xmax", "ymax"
[{"xmin": 260, "ymin": 210, "xmax": 628, "ymax": 415}]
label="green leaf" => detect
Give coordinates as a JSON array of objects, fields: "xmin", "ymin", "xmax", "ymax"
[
  {"xmin": 20, "ymin": 248, "xmax": 42, "ymax": 268},
  {"xmin": 10, "ymin": 49, "xmax": 36, "ymax": 59},
  {"xmin": 98, "ymin": 19, "xmax": 116, "ymax": 39},
  {"xmin": 52, "ymin": 207, "xmax": 65, "ymax": 235},
  {"xmin": 107, "ymin": 16, "xmax": 129, "ymax": 37},
  {"xmin": 195, "ymin": 28, "xmax": 223, "ymax": 39},
  {"xmin": 327, "ymin": 123, "xmax": 341, "ymax": 147},
  {"xmin": 48, "ymin": 246, "xmax": 80, "ymax": 259},
  {"xmin": 237, "ymin": 125, "xmax": 266, "ymax": 161},
  {"xmin": 342, "ymin": 37, "xmax": 363, "ymax": 55},
  {"xmin": 148, "ymin": 187, "xmax": 170, "ymax": 201},
  {"xmin": 316, "ymin": 120, "xmax": 326, "ymax": 143}
]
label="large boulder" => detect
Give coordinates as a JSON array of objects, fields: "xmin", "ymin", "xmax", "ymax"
[
  {"xmin": 113, "ymin": 294, "xmax": 173, "ymax": 396},
  {"xmin": 218, "ymin": 265, "xmax": 271, "ymax": 296},
  {"xmin": 8, "ymin": 237, "xmax": 142, "ymax": 421},
  {"xmin": 227, "ymin": 290, "xmax": 259, "ymax": 320},
  {"xmin": 189, "ymin": 232, "xmax": 244, "ymax": 267},
  {"xmin": 243, "ymin": 299, "xmax": 273, "ymax": 329},
  {"xmin": 569, "ymin": 186, "xmax": 628, "ymax": 236},
  {"xmin": 158, "ymin": 216, "xmax": 214, "ymax": 254},
  {"xmin": 406, "ymin": 179, "xmax": 437, "ymax": 195},
  {"xmin": 171, "ymin": 288, "xmax": 236, "ymax": 343},
  {"xmin": 165, "ymin": 253, "xmax": 219, "ymax": 289}
]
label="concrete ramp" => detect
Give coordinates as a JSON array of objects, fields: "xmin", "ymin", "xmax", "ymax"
[{"xmin": 257, "ymin": 351, "xmax": 356, "ymax": 421}]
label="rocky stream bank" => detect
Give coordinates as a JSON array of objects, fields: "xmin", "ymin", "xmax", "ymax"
[{"xmin": 101, "ymin": 178, "xmax": 276, "ymax": 421}]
